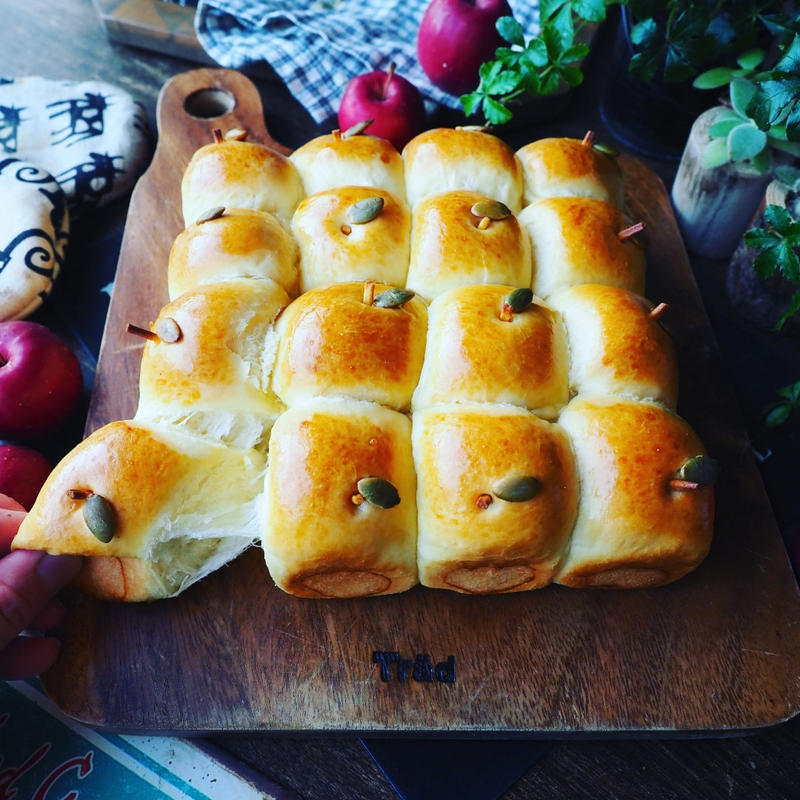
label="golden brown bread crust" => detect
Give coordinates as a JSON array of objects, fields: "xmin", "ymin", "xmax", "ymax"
[
  {"xmin": 262, "ymin": 398, "xmax": 418, "ymax": 598},
  {"xmin": 273, "ymin": 282, "xmax": 428, "ymax": 411},
  {"xmin": 403, "ymin": 128, "xmax": 523, "ymax": 211},
  {"xmin": 516, "ymin": 137, "xmax": 624, "ymax": 208},
  {"xmin": 413, "ymin": 404, "xmax": 578, "ymax": 593},
  {"xmin": 136, "ymin": 279, "xmax": 289, "ymax": 447},
  {"xmin": 406, "ymin": 190, "xmax": 532, "ymax": 300},
  {"xmin": 412, "ymin": 285, "xmax": 568, "ymax": 418},
  {"xmin": 555, "ymin": 395, "xmax": 714, "ymax": 588},
  {"xmin": 289, "ymin": 132, "xmax": 405, "ymax": 199},
  {"xmin": 291, "ymin": 186, "xmax": 411, "ymax": 292},
  {"xmin": 12, "ymin": 419, "xmax": 265, "ymax": 600},
  {"xmin": 181, "ymin": 139, "xmax": 304, "ymax": 226},
  {"xmin": 168, "ymin": 208, "xmax": 300, "ymax": 299},
  {"xmin": 548, "ymin": 284, "xmax": 679, "ymax": 408},
  {"xmin": 519, "ymin": 196, "xmax": 646, "ymax": 298}
]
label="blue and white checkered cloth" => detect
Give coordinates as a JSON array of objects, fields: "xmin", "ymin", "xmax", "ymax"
[{"xmin": 195, "ymin": 0, "xmax": 539, "ymax": 124}]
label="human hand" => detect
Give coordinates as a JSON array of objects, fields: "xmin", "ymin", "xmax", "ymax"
[{"xmin": 0, "ymin": 493, "xmax": 83, "ymax": 680}]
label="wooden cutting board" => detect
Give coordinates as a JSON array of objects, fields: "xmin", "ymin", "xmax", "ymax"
[{"xmin": 42, "ymin": 68, "xmax": 800, "ymax": 735}]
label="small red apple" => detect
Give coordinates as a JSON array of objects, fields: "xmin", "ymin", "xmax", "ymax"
[
  {"xmin": 338, "ymin": 63, "xmax": 426, "ymax": 151},
  {"xmin": 0, "ymin": 443, "xmax": 51, "ymax": 510},
  {"xmin": 417, "ymin": 0, "xmax": 513, "ymax": 96},
  {"xmin": 0, "ymin": 321, "xmax": 83, "ymax": 440}
]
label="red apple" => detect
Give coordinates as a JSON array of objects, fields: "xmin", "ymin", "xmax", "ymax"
[
  {"xmin": 338, "ymin": 64, "xmax": 426, "ymax": 151},
  {"xmin": 417, "ymin": 0, "xmax": 513, "ymax": 96},
  {"xmin": 0, "ymin": 321, "xmax": 83, "ymax": 440},
  {"xmin": 0, "ymin": 443, "xmax": 51, "ymax": 510}
]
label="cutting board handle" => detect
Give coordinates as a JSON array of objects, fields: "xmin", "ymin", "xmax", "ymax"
[{"xmin": 154, "ymin": 68, "xmax": 291, "ymax": 169}]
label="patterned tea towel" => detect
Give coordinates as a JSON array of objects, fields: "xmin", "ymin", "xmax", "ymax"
[
  {"xmin": 0, "ymin": 76, "xmax": 151, "ymax": 216},
  {"xmin": 195, "ymin": 0, "xmax": 539, "ymax": 123}
]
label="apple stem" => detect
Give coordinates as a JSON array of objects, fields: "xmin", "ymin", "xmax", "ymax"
[
  {"xmin": 212, "ymin": 128, "xmax": 224, "ymax": 144},
  {"xmin": 363, "ymin": 281, "xmax": 376, "ymax": 305},
  {"xmin": 126, "ymin": 323, "xmax": 159, "ymax": 343},
  {"xmin": 618, "ymin": 221, "xmax": 646, "ymax": 241},
  {"xmin": 648, "ymin": 302, "xmax": 669, "ymax": 320},
  {"xmin": 582, "ymin": 130, "xmax": 596, "ymax": 148},
  {"xmin": 382, "ymin": 63, "xmax": 396, "ymax": 101}
]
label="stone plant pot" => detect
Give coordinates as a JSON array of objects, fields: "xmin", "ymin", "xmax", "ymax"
[
  {"xmin": 726, "ymin": 181, "xmax": 800, "ymax": 338},
  {"xmin": 671, "ymin": 106, "xmax": 772, "ymax": 259}
]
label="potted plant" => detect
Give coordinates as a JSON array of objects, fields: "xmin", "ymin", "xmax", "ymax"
[
  {"xmin": 459, "ymin": 0, "xmax": 618, "ymax": 127},
  {"xmin": 599, "ymin": 1, "xmax": 798, "ymax": 158},
  {"xmin": 671, "ymin": 35, "xmax": 800, "ymax": 258}
]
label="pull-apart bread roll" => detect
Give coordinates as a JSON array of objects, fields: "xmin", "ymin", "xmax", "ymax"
[
  {"xmin": 289, "ymin": 130, "xmax": 405, "ymax": 200},
  {"xmin": 519, "ymin": 196, "xmax": 646, "ymax": 298},
  {"xmin": 135, "ymin": 279, "xmax": 289, "ymax": 450},
  {"xmin": 406, "ymin": 190, "xmax": 531, "ymax": 300},
  {"xmin": 291, "ymin": 186, "xmax": 411, "ymax": 292},
  {"xmin": 414, "ymin": 404, "xmax": 577, "ymax": 593},
  {"xmin": 555, "ymin": 395, "xmax": 715, "ymax": 588},
  {"xmin": 548, "ymin": 284, "xmax": 678, "ymax": 408},
  {"xmin": 168, "ymin": 207, "xmax": 300, "ymax": 300},
  {"xmin": 181, "ymin": 136, "xmax": 304, "ymax": 227},
  {"xmin": 412, "ymin": 285, "xmax": 568, "ymax": 418},
  {"xmin": 516, "ymin": 136, "xmax": 624, "ymax": 209},
  {"xmin": 273, "ymin": 282, "xmax": 427, "ymax": 411},
  {"xmin": 262, "ymin": 398, "xmax": 418, "ymax": 598},
  {"xmin": 12, "ymin": 420, "xmax": 265, "ymax": 601},
  {"xmin": 403, "ymin": 127, "xmax": 523, "ymax": 211}
]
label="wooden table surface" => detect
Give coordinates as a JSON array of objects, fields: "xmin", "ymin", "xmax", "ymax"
[{"xmin": 5, "ymin": 0, "xmax": 800, "ymax": 797}]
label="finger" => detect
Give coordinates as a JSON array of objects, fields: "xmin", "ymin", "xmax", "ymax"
[
  {"xmin": 28, "ymin": 596, "xmax": 67, "ymax": 633},
  {"xmin": 0, "ymin": 507, "xmax": 25, "ymax": 554},
  {"xmin": 0, "ymin": 550, "xmax": 83, "ymax": 649},
  {"xmin": 0, "ymin": 635, "xmax": 61, "ymax": 680}
]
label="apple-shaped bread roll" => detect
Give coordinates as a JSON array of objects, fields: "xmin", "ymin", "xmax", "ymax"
[
  {"xmin": 519, "ymin": 197, "xmax": 646, "ymax": 298},
  {"xmin": 406, "ymin": 191, "xmax": 531, "ymax": 301},
  {"xmin": 135, "ymin": 279, "xmax": 289, "ymax": 450},
  {"xmin": 273, "ymin": 282, "xmax": 427, "ymax": 411},
  {"xmin": 181, "ymin": 136, "xmax": 304, "ymax": 227},
  {"xmin": 412, "ymin": 285, "xmax": 568, "ymax": 418},
  {"xmin": 555, "ymin": 395, "xmax": 715, "ymax": 588},
  {"xmin": 413, "ymin": 404, "xmax": 578, "ymax": 593},
  {"xmin": 548, "ymin": 284, "xmax": 679, "ymax": 408},
  {"xmin": 289, "ymin": 129, "xmax": 405, "ymax": 200},
  {"xmin": 516, "ymin": 136, "xmax": 624, "ymax": 209},
  {"xmin": 262, "ymin": 398, "xmax": 418, "ymax": 598},
  {"xmin": 291, "ymin": 186, "xmax": 411, "ymax": 292},
  {"xmin": 403, "ymin": 127, "xmax": 523, "ymax": 211},
  {"xmin": 12, "ymin": 420, "xmax": 266, "ymax": 601},
  {"xmin": 168, "ymin": 208, "xmax": 300, "ymax": 300}
]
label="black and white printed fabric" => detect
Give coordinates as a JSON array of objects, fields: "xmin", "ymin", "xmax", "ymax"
[
  {"xmin": 0, "ymin": 77, "xmax": 151, "ymax": 216},
  {"xmin": 195, "ymin": 0, "xmax": 539, "ymax": 124},
  {"xmin": 0, "ymin": 158, "xmax": 69, "ymax": 321}
]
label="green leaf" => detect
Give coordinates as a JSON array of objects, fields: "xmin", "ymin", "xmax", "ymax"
[
  {"xmin": 701, "ymin": 137, "xmax": 730, "ymax": 168},
  {"xmin": 550, "ymin": 4, "xmax": 575, "ymax": 48},
  {"xmin": 496, "ymin": 16, "xmax": 525, "ymax": 47},
  {"xmin": 727, "ymin": 123, "xmax": 767, "ymax": 161},
  {"xmin": 737, "ymin": 48, "xmax": 765, "ymax": 71},
  {"xmin": 750, "ymin": 79, "xmax": 800, "ymax": 127},
  {"xmin": 572, "ymin": 0, "xmax": 608, "ymax": 23},
  {"xmin": 693, "ymin": 67, "xmax": 735, "ymax": 90},
  {"xmin": 708, "ymin": 118, "xmax": 742, "ymax": 138},
  {"xmin": 730, "ymin": 77, "xmax": 757, "ymax": 117},
  {"xmin": 562, "ymin": 43, "xmax": 590, "ymax": 63},
  {"xmin": 460, "ymin": 92, "xmax": 483, "ymax": 117},
  {"xmin": 484, "ymin": 69, "xmax": 522, "ymax": 96},
  {"xmin": 773, "ymin": 34, "xmax": 800, "ymax": 75},
  {"xmin": 743, "ymin": 227, "xmax": 778, "ymax": 251},
  {"xmin": 786, "ymin": 101, "xmax": 800, "ymax": 142},
  {"xmin": 483, "ymin": 97, "xmax": 514, "ymax": 126},
  {"xmin": 479, "ymin": 59, "xmax": 503, "ymax": 84},
  {"xmin": 777, "ymin": 240, "xmax": 800, "ymax": 282},
  {"xmin": 630, "ymin": 18, "xmax": 658, "ymax": 49},
  {"xmin": 764, "ymin": 403, "xmax": 791, "ymax": 427},
  {"xmin": 749, "ymin": 148, "xmax": 772, "ymax": 175},
  {"xmin": 753, "ymin": 245, "xmax": 781, "ymax": 278},
  {"xmin": 765, "ymin": 204, "xmax": 793, "ymax": 232},
  {"xmin": 778, "ymin": 381, "xmax": 800, "ymax": 402},
  {"xmin": 539, "ymin": 0, "xmax": 567, "ymax": 23},
  {"xmin": 525, "ymin": 38, "xmax": 549, "ymax": 68},
  {"xmin": 559, "ymin": 65, "xmax": 584, "ymax": 87},
  {"xmin": 774, "ymin": 165, "xmax": 800, "ymax": 189},
  {"xmin": 539, "ymin": 69, "xmax": 563, "ymax": 94}
]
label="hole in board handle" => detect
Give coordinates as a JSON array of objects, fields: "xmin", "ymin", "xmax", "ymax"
[{"xmin": 184, "ymin": 88, "xmax": 236, "ymax": 119}]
